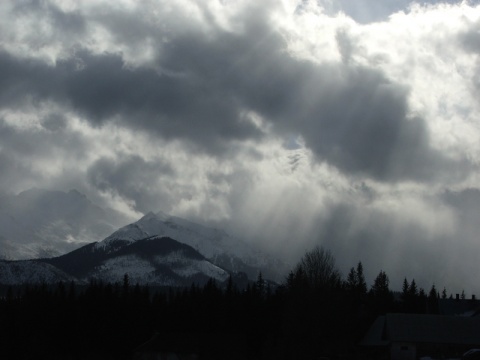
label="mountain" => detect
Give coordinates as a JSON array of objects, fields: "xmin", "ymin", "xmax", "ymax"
[
  {"xmin": 0, "ymin": 188, "xmax": 134, "ymax": 260},
  {"xmin": 0, "ymin": 259, "xmax": 76, "ymax": 285},
  {"xmin": 95, "ymin": 211, "xmax": 286, "ymax": 281},
  {"xmin": 0, "ymin": 206, "xmax": 285, "ymax": 286},
  {"xmin": 47, "ymin": 235, "xmax": 230, "ymax": 286},
  {"xmin": 1, "ymin": 236, "xmax": 230, "ymax": 286}
]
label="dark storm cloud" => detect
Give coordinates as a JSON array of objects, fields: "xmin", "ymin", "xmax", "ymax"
[
  {"xmin": 87, "ymin": 155, "xmax": 175, "ymax": 213},
  {"xmin": 0, "ymin": 51, "xmax": 56, "ymax": 108},
  {"xmin": 205, "ymin": 28, "xmax": 464, "ymax": 181},
  {"xmin": 65, "ymin": 51, "xmax": 263, "ymax": 147},
  {"xmin": 116, "ymin": 13, "xmax": 468, "ymax": 182},
  {"xmin": 0, "ymin": 48, "xmax": 262, "ymax": 153},
  {"xmin": 0, "ymin": 3, "xmax": 470, "ymax": 183},
  {"xmin": 41, "ymin": 113, "xmax": 67, "ymax": 132}
]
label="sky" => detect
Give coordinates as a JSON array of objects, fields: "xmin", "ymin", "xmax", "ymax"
[{"xmin": 1, "ymin": 0, "xmax": 480, "ymax": 293}]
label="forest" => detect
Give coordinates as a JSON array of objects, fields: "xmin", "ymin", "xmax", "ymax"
[{"xmin": 0, "ymin": 247, "xmax": 458, "ymax": 360}]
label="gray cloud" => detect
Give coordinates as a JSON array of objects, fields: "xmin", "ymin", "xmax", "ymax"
[
  {"xmin": 0, "ymin": 2, "xmax": 470, "ymax": 183},
  {"xmin": 0, "ymin": 48, "xmax": 263, "ymax": 154},
  {"xmin": 87, "ymin": 155, "xmax": 175, "ymax": 214},
  {"xmin": 0, "ymin": 115, "xmax": 88, "ymax": 161},
  {"xmin": 0, "ymin": 113, "xmax": 93, "ymax": 196},
  {"xmin": 222, "ymin": 44, "xmax": 465, "ymax": 181},
  {"xmin": 460, "ymin": 26, "xmax": 480, "ymax": 99},
  {"xmin": 0, "ymin": 152, "xmax": 36, "ymax": 191},
  {"xmin": 41, "ymin": 113, "xmax": 67, "ymax": 132},
  {"xmin": 13, "ymin": 0, "xmax": 86, "ymax": 34}
]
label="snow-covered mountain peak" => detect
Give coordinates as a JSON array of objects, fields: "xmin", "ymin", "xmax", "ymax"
[
  {"xmin": 100, "ymin": 211, "xmax": 231, "ymax": 257},
  {"xmin": 93, "ymin": 210, "xmax": 286, "ymax": 281},
  {"xmin": 96, "ymin": 223, "xmax": 149, "ymax": 250}
]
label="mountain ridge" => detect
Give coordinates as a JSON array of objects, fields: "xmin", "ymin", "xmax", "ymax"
[
  {"xmin": 95, "ymin": 210, "xmax": 286, "ymax": 281},
  {"xmin": 1, "ymin": 236, "xmax": 231, "ymax": 286},
  {"xmin": 0, "ymin": 191, "xmax": 287, "ymax": 286}
]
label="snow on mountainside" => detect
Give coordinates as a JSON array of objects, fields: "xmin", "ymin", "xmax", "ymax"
[
  {"xmin": 43, "ymin": 235, "xmax": 230, "ymax": 286},
  {"xmin": 96, "ymin": 211, "xmax": 286, "ymax": 281},
  {"xmin": 87, "ymin": 243, "xmax": 229, "ymax": 286},
  {"xmin": 0, "ymin": 236, "xmax": 229, "ymax": 286},
  {"xmin": 0, "ymin": 260, "xmax": 76, "ymax": 285},
  {"xmin": 0, "ymin": 188, "xmax": 134, "ymax": 260},
  {"xmin": 0, "ymin": 199, "xmax": 286, "ymax": 285}
]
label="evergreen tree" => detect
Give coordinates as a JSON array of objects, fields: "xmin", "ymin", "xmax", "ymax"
[
  {"xmin": 371, "ymin": 271, "xmax": 390, "ymax": 297},
  {"xmin": 370, "ymin": 270, "xmax": 393, "ymax": 315},
  {"xmin": 286, "ymin": 270, "xmax": 296, "ymax": 289},
  {"xmin": 442, "ymin": 287, "xmax": 447, "ymax": 299},
  {"xmin": 402, "ymin": 278, "xmax": 409, "ymax": 300},
  {"xmin": 346, "ymin": 267, "xmax": 358, "ymax": 292},
  {"xmin": 225, "ymin": 275, "xmax": 234, "ymax": 299},
  {"xmin": 122, "ymin": 273, "xmax": 130, "ymax": 297},
  {"xmin": 357, "ymin": 261, "xmax": 367, "ymax": 295},
  {"xmin": 428, "ymin": 284, "xmax": 439, "ymax": 314},
  {"xmin": 356, "ymin": 262, "xmax": 367, "ymax": 295},
  {"xmin": 419, "ymin": 288, "xmax": 426, "ymax": 298},
  {"xmin": 409, "ymin": 279, "xmax": 418, "ymax": 297},
  {"xmin": 256, "ymin": 272, "xmax": 265, "ymax": 296}
]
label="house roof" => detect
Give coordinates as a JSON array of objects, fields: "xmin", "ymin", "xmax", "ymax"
[
  {"xmin": 438, "ymin": 298, "xmax": 480, "ymax": 316},
  {"xmin": 360, "ymin": 316, "xmax": 389, "ymax": 347},
  {"xmin": 361, "ymin": 313, "xmax": 480, "ymax": 347}
]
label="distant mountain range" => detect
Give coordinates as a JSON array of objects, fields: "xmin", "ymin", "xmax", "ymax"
[{"xmin": 0, "ymin": 189, "xmax": 287, "ymax": 286}]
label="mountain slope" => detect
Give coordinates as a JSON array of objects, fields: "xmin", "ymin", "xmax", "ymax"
[
  {"xmin": 0, "ymin": 260, "xmax": 76, "ymax": 285},
  {"xmin": 43, "ymin": 236, "xmax": 230, "ymax": 286},
  {"xmin": 0, "ymin": 205, "xmax": 286, "ymax": 285},
  {"xmin": 96, "ymin": 211, "xmax": 286, "ymax": 280},
  {"xmin": 0, "ymin": 188, "xmax": 133, "ymax": 260}
]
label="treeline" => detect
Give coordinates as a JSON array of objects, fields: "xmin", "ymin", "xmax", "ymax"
[{"xmin": 0, "ymin": 247, "xmax": 462, "ymax": 359}]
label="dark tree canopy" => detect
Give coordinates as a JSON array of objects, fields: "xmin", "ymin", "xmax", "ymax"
[{"xmin": 296, "ymin": 246, "xmax": 341, "ymax": 289}]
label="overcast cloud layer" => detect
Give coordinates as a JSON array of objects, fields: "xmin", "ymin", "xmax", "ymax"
[{"xmin": 1, "ymin": 0, "xmax": 480, "ymax": 293}]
